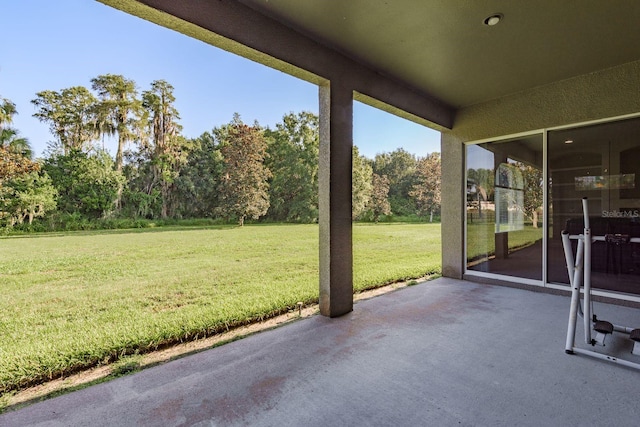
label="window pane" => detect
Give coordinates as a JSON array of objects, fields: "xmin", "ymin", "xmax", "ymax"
[
  {"xmin": 548, "ymin": 118, "xmax": 640, "ymax": 295},
  {"xmin": 466, "ymin": 135, "xmax": 544, "ymax": 280}
]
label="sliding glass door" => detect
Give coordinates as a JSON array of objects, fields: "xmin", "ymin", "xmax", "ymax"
[
  {"xmin": 466, "ymin": 134, "xmax": 544, "ymax": 281},
  {"xmin": 547, "ymin": 117, "xmax": 640, "ymax": 295}
]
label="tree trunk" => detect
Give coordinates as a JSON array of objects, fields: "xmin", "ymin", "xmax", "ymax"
[
  {"xmin": 114, "ymin": 134, "xmax": 125, "ymax": 211},
  {"xmin": 115, "ymin": 129, "xmax": 125, "ymax": 172},
  {"xmin": 532, "ymin": 210, "xmax": 538, "ymax": 228},
  {"xmin": 115, "ymin": 186, "xmax": 123, "ymax": 211},
  {"xmin": 430, "ymin": 209, "xmax": 434, "ymax": 223},
  {"xmin": 161, "ymin": 184, "xmax": 169, "ymax": 219},
  {"xmin": 238, "ymin": 215, "xmax": 245, "ymax": 227}
]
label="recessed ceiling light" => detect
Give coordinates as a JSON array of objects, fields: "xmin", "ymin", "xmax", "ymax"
[
  {"xmin": 483, "ymin": 14, "xmax": 503, "ymax": 26},
  {"xmin": 564, "ymin": 139, "xmax": 574, "ymax": 144}
]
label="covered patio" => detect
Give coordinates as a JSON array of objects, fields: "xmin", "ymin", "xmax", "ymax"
[
  {"xmin": 4, "ymin": 1, "xmax": 640, "ymax": 423},
  {"xmin": 2, "ymin": 278, "xmax": 639, "ymax": 425}
]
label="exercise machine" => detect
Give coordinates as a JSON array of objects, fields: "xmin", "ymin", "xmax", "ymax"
[{"xmin": 562, "ymin": 197, "xmax": 640, "ymax": 369}]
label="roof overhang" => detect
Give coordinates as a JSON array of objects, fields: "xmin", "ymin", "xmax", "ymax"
[{"xmin": 100, "ymin": 0, "xmax": 640, "ymax": 132}]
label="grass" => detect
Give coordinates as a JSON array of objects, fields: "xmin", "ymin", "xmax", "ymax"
[{"xmin": 0, "ymin": 222, "xmax": 441, "ymax": 395}]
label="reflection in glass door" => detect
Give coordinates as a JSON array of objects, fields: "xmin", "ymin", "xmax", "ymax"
[
  {"xmin": 547, "ymin": 118, "xmax": 640, "ymax": 295},
  {"xmin": 466, "ymin": 134, "xmax": 544, "ymax": 281}
]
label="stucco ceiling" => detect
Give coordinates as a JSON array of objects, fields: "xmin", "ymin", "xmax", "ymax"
[{"xmin": 239, "ymin": 0, "xmax": 640, "ymax": 109}]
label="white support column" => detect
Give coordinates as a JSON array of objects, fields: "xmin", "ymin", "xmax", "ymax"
[{"xmin": 318, "ymin": 82, "xmax": 353, "ymax": 317}]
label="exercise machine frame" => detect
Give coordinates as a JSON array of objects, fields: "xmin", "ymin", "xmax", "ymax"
[{"xmin": 562, "ymin": 197, "xmax": 640, "ymax": 369}]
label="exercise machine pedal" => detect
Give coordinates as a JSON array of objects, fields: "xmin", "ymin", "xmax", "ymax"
[
  {"xmin": 631, "ymin": 329, "xmax": 640, "ymax": 356},
  {"xmin": 594, "ymin": 321, "xmax": 614, "ymax": 334},
  {"xmin": 593, "ymin": 320, "xmax": 613, "ymax": 346}
]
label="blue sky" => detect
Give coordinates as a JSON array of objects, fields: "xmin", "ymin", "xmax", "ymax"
[{"xmin": 1, "ymin": 0, "xmax": 440, "ymax": 159}]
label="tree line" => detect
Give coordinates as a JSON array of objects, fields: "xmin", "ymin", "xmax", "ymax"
[{"xmin": 0, "ymin": 74, "xmax": 441, "ymax": 231}]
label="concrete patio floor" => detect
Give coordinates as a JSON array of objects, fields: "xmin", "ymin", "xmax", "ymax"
[{"xmin": 2, "ymin": 278, "xmax": 640, "ymax": 426}]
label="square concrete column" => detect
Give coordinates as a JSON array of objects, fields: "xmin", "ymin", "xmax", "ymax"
[
  {"xmin": 318, "ymin": 82, "xmax": 353, "ymax": 317},
  {"xmin": 441, "ymin": 133, "xmax": 465, "ymax": 279}
]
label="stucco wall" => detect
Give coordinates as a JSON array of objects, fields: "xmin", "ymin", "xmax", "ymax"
[
  {"xmin": 453, "ymin": 59, "xmax": 640, "ymax": 142},
  {"xmin": 441, "ymin": 59, "xmax": 640, "ymax": 278},
  {"xmin": 440, "ymin": 133, "xmax": 465, "ymax": 278}
]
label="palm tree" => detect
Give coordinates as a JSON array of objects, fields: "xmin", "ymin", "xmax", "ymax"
[
  {"xmin": 1, "ymin": 128, "xmax": 33, "ymax": 158},
  {"xmin": 0, "ymin": 97, "xmax": 38, "ymax": 182},
  {"xmin": 0, "ymin": 97, "xmax": 18, "ymax": 129},
  {"xmin": 0, "ymin": 96, "xmax": 33, "ymax": 158},
  {"xmin": 91, "ymin": 74, "xmax": 144, "ymax": 208},
  {"xmin": 91, "ymin": 74, "xmax": 143, "ymax": 173}
]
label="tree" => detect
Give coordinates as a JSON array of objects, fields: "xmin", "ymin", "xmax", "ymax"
[
  {"xmin": 91, "ymin": 74, "xmax": 142, "ymax": 172},
  {"xmin": 0, "ymin": 97, "xmax": 18, "ymax": 129},
  {"xmin": 1, "ymin": 129, "xmax": 39, "ymax": 187},
  {"xmin": 44, "ymin": 149, "xmax": 124, "ymax": 218},
  {"xmin": 265, "ymin": 111, "xmax": 319, "ymax": 222},
  {"xmin": 141, "ymin": 80, "xmax": 190, "ymax": 218},
  {"xmin": 0, "ymin": 171, "xmax": 57, "ymax": 227},
  {"xmin": 369, "ymin": 173, "xmax": 391, "ymax": 222},
  {"xmin": 0, "ymin": 147, "xmax": 39, "ymax": 184},
  {"xmin": 518, "ymin": 163, "xmax": 544, "ymax": 228},
  {"xmin": 372, "ymin": 148, "xmax": 418, "ymax": 215},
  {"xmin": 32, "ymin": 86, "xmax": 99, "ymax": 154},
  {"xmin": 0, "ymin": 97, "xmax": 39, "ymax": 185},
  {"xmin": 91, "ymin": 74, "xmax": 144, "ymax": 208},
  {"xmin": 1, "ymin": 95, "xmax": 32, "ymax": 158},
  {"xmin": 217, "ymin": 117, "xmax": 271, "ymax": 226},
  {"xmin": 172, "ymin": 131, "xmax": 225, "ymax": 218},
  {"xmin": 1, "ymin": 128, "xmax": 32, "ymax": 159},
  {"xmin": 0, "ymin": 97, "xmax": 47, "ymax": 227},
  {"xmin": 352, "ymin": 146, "xmax": 373, "ymax": 220},
  {"xmin": 466, "ymin": 167, "xmax": 494, "ymax": 220},
  {"xmin": 410, "ymin": 152, "xmax": 441, "ymax": 222}
]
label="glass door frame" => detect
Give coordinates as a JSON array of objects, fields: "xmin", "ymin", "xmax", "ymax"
[
  {"xmin": 463, "ymin": 112, "xmax": 640, "ymax": 303},
  {"xmin": 464, "ymin": 129, "xmax": 545, "ymax": 287}
]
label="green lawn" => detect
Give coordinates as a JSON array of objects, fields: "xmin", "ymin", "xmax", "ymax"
[{"xmin": 0, "ymin": 223, "xmax": 441, "ymax": 394}]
